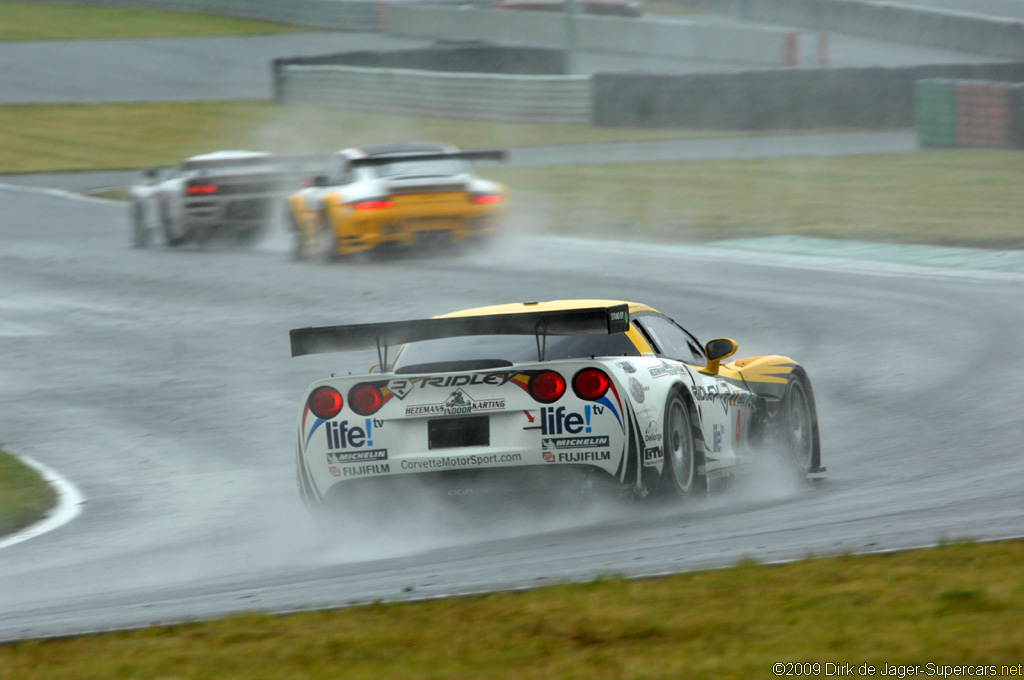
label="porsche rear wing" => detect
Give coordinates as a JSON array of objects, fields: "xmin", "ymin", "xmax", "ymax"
[
  {"xmin": 290, "ymin": 304, "xmax": 629, "ymax": 360},
  {"xmin": 348, "ymin": 150, "xmax": 506, "ymax": 169}
]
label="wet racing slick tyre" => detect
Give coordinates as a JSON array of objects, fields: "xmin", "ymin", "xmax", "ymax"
[
  {"xmin": 657, "ymin": 390, "xmax": 701, "ymax": 500},
  {"xmin": 779, "ymin": 372, "xmax": 820, "ymax": 477},
  {"xmin": 160, "ymin": 204, "xmax": 189, "ymax": 246}
]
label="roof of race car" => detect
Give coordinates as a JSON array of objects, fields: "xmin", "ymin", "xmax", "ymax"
[
  {"xmin": 185, "ymin": 150, "xmax": 271, "ymax": 162},
  {"xmin": 437, "ymin": 299, "xmax": 658, "ymax": 319}
]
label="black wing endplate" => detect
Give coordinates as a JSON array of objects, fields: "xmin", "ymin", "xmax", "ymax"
[{"xmin": 290, "ymin": 304, "xmax": 630, "ymax": 358}]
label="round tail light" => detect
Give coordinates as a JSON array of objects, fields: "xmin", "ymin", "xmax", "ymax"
[
  {"xmin": 573, "ymin": 368, "xmax": 610, "ymax": 401},
  {"xmin": 308, "ymin": 386, "xmax": 343, "ymax": 419},
  {"xmin": 529, "ymin": 370, "xmax": 566, "ymax": 403},
  {"xmin": 349, "ymin": 383, "xmax": 384, "ymax": 416}
]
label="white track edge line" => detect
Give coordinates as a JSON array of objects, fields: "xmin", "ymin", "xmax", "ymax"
[{"xmin": 0, "ymin": 452, "xmax": 86, "ymax": 550}]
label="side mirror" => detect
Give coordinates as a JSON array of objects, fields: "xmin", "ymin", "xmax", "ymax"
[{"xmin": 704, "ymin": 338, "xmax": 738, "ymax": 374}]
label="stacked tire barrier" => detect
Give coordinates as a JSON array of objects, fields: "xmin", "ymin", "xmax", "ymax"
[
  {"xmin": 591, "ymin": 63, "xmax": 1024, "ymax": 130},
  {"xmin": 918, "ymin": 79, "xmax": 1024, "ymax": 149},
  {"xmin": 916, "ymin": 79, "xmax": 957, "ymax": 147}
]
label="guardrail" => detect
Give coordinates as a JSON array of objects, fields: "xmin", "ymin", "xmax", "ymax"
[
  {"xmin": 687, "ymin": 0, "xmax": 1024, "ymax": 60},
  {"xmin": 277, "ymin": 64, "xmax": 593, "ymax": 124},
  {"xmin": 276, "ymin": 46, "xmax": 1024, "ymax": 131},
  {"xmin": 382, "ymin": 5, "xmax": 797, "ymax": 66}
]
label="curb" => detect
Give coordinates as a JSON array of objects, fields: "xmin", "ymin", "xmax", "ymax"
[{"xmin": 0, "ymin": 452, "xmax": 86, "ymax": 550}]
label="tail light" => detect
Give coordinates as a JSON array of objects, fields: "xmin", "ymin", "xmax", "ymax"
[
  {"xmin": 308, "ymin": 386, "xmax": 343, "ymax": 419},
  {"xmin": 186, "ymin": 184, "xmax": 218, "ymax": 195},
  {"xmin": 353, "ymin": 200, "xmax": 394, "ymax": 210},
  {"xmin": 349, "ymin": 383, "xmax": 384, "ymax": 416},
  {"xmin": 573, "ymin": 368, "xmax": 610, "ymax": 401},
  {"xmin": 471, "ymin": 193, "xmax": 501, "ymax": 205},
  {"xmin": 529, "ymin": 370, "xmax": 566, "ymax": 403}
]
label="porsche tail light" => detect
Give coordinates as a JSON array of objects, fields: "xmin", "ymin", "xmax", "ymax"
[
  {"xmin": 349, "ymin": 383, "xmax": 384, "ymax": 416},
  {"xmin": 471, "ymin": 193, "xmax": 501, "ymax": 204},
  {"xmin": 353, "ymin": 200, "xmax": 394, "ymax": 210},
  {"xmin": 186, "ymin": 184, "xmax": 218, "ymax": 195},
  {"xmin": 308, "ymin": 386, "xmax": 343, "ymax": 419},
  {"xmin": 573, "ymin": 368, "xmax": 610, "ymax": 401},
  {"xmin": 529, "ymin": 370, "xmax": 566, "ymax": 403}
]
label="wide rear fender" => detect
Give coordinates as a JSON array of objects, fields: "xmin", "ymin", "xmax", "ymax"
[{"xmin": 724, "ymin": 355, "xmax": 801, "ymax": 400}]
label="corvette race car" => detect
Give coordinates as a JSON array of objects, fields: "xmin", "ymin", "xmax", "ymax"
[
  {"xmin": 130, "ymin": 150, "xmax": 322, "ymax": 248},
  {"xmin": 290, "ymin": 300, "xmax": 823, "ymax": 518},
  {"xmin": 286, "ymin": 143, "xmax": 507, "ymax": 260}
]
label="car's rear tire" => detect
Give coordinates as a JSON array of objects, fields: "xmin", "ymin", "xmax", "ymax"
[
  {"xmin": 160, "ymin": 204, "xmax": 188, "ymax": 246},
  {"xmin": 779, "ymin": 374, "xmax": 819, "ymax": 476},
  {"xmin": 657, "ymin": 391, "xmax": 698, "ymax": 498},
  {"xmin": 130, "ymin": 200, "xmax": 152, "ymax": 248}
]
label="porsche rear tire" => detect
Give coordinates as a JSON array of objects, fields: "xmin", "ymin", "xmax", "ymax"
[{"xmin": 658, "ymin": 391, "xmax": 698, "ymax": 498}]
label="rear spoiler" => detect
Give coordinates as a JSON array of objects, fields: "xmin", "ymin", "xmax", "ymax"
[
  {"xmin": 179, "ymin": 153, "xmax": 327, "ymax": 173},
  {"xmin": 290, "ymin": 304, "xmax": 630, "ymax": 362},
  {"xmin": 348, "ymin": 150, "xmax": 506, "ymax": 169}
]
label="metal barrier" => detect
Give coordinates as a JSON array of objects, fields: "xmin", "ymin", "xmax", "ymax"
[{"xmin": 277, "ymin": 64, "xmax": 593, "ymax": 124}]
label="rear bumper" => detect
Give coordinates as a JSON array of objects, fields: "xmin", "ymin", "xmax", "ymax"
[{"xmin": 316, "ymin": 463, "xmax": 625, "ymax": 509}]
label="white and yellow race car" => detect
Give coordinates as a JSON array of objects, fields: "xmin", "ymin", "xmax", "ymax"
[
  {"xmin": 290, "ymin": 300, "xmax": 824, "ymax": 518},
  {"xmin": 286, "ymin": 143, "xmax": 507, "ymax": 260}
]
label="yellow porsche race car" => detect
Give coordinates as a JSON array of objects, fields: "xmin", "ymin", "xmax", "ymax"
[
  {"xmin": 290, "ymin": 299, "xmax": 824, "ymax": 517},
  {"xmin": 286, "ymin": 143, "xmax": 507, "ymax": 260}
]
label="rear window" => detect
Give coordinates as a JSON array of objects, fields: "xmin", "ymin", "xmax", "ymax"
[
  {"xmin": 373, "ymin": 158, "xmax": 467, "ymax": 179},
  {"xmin": 392, "ymin": 333, "xmax": 639, "ymax": 374}
]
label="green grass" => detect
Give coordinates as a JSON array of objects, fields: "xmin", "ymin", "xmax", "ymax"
[
  {"xmin": 0, "ymin": 101, "xmax": 722, "ymax": 174},
  {"xmin": 0, "ymin": 448, "xmax": 56, "ymax": 537},
  {"xmin": 0, "ymin": 1, "xmax": 306, "ymax": 40},
  {"xmin": 0, "ymin": 539, "xmax": 1021, "ymax": 678},
  {"xmin": 490, "ymin": 151, "xmax": 1024, "ymax": 249}
]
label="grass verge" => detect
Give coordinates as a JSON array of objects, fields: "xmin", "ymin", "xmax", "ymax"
[
  {"xmin": 490, "ymin": 150, "xmax": 1024, "ymax": 249},
  {"xmin": 0, "ymin": 539, "xmax": 1021, "ymax": 678},
  {"xmin": 0, "ymin": 101, "xmax": 726, "ymax": 173},
  {"xmin": 0, "ymin": 1, "xmax": 306, "ymax": 40},
  {"xmin": 0, "ymin": 448, "xmax": 56, "ymax": 537}
]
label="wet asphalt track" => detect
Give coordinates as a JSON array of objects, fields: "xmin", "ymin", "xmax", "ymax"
[
  {"xmin": 1, "ymin": 20, "xmax": 1023, "ymax": 640},
  {"xmin": 1, "ymin": 185, "xmax": 1023, "ymax": 640}
]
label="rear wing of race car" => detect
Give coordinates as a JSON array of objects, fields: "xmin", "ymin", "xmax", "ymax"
[
  {"xmin": 179, "ymin": 153, "xmax": 328, "ymax": 173},
  {"xmin": 348, "ymin": 150, "xmax": 506, "ymax": 169},
  {"xmin": 290, "ymin": 303, "xmax": 629, "ymax": 366}
]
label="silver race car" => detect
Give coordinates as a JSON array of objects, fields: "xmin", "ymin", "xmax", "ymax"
[{"xmin": 130, "ymin": 150, "xmax": 321, "ymax": 248}]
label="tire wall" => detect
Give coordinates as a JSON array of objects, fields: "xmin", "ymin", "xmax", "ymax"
[
  {"xmin": 918, "ymin": 79, "xmax": 1024, "ymax": 149},
  {"xmin": 592, "ymin": 62, "xmax": 1024, "ymax": 130}
]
